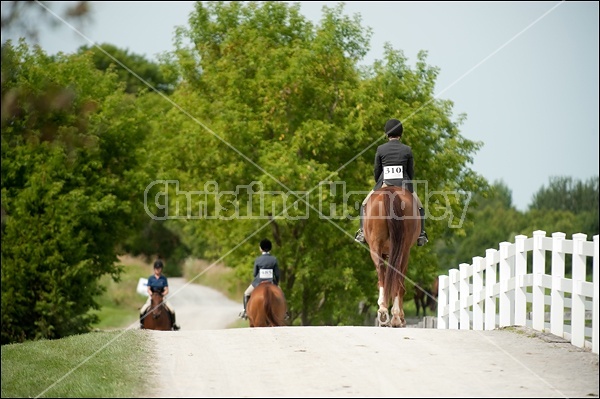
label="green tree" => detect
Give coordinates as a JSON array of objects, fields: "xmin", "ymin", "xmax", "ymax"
[
  {"xmin": 77, "ymin": 43, "xmax": 178, "ymax": 94},
  {"xmin": 1, "ymin": 41, "xmax": 149, "ymax": 343},
  {"xmin": 437, "ymin": 180, "xmax": 526, "ymax": 270},
  {"xmin": 529, "ymin": 175, "xmax": 599, "ymax": 236},
  {"xmin": 143, "ymin": 1, "xmax": 487, "ymax": 325},
  {"xmin": 76, "ymin": 43, "xmax": 190, "ymax": 270}
]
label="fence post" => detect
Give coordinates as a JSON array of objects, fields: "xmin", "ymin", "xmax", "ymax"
[
  {"xmin": 571, "ymin": 233, "xmax": 587, "ymax": 348},
  {"xmin": 532, "ymin": 230, "xmax": 547, "ymax": 332},
  {"xmin": 473, "ymin": 256, "xmax": 485, "ymax": 330},
  {"xmin": 515, "ymin": 235, "xmax": 528, "ymax": 326},
  {"xmin": 449, "ymin": 269, "xmax": 460, "ymax": 329},
  {"xmin": 460, "ymin": 263, "xmax": 471, "ymax": 330},
  {"xmin": 499, "ymin": 242, "xmax": 514, "ymax": 327},
  {"xmin": 485, "ymin": 248, "xmax": 497, "ymax": 330},
  {"xmin": 593, "ymin": 235, "xmax": 599, "ymax": 354},
  {"xmin": 551, "ymin": 232, "xmax": 566, "ymax": 338},
  {"xmin": 437, "ymin": 275, "xmax": 449, "ymax": 330}
]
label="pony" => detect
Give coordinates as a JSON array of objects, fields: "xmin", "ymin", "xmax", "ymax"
[
  {"xmin": 364, "ymin": 186, "xmax": 421, "ymax": 327},
  {"xmin": 142, "ymin": 291, "xmax": 173, "ymax": 331},
  {"xmin": 246, "ymin": 281, "xmax": 287, "ymax": 327},
  {"xmin": 414, "ymin": 276, "xmax": 439, "ymax": 317}
]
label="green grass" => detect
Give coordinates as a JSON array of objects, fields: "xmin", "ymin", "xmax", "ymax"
[
  {"xmin": 91, "ymin": 255, "xmax": 152, "ymax": 330},
  {"xmin": 1, "ymin": 329, "xmax": 151, "ymax": 398}
]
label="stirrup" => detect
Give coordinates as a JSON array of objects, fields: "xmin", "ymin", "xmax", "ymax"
[
  {"xmin": 417, "ymin": 232, "xmax": 429, "ymax": 246},
  {"xmin": 239, "ymin": 310, "xmax": 247, "ymax": 320},
  {"xmin": 172, "ymin": 324, "xmax": 181, "ymax": 331},
  {"xmin": 354, "ymin": 230, "xmax": 366, "ymax": 244}
]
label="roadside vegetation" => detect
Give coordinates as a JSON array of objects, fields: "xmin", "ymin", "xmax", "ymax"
[{"xmin": 1, "ymin": 329, "xmax": 150, "ymax": 398}]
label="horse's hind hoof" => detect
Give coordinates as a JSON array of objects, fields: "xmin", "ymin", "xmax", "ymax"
[
  {"xmin": 391, "ymin": 316, "xmax": 406, "ymax": 328},
  {"xmin": 377, "ymin": 310, "xmax": 390, "ymax": 327},
  {"xmin": 377, "ymin": 320, "xmax": 390, "ymax": 327}
]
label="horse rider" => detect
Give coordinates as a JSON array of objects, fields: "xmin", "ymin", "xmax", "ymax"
[
  {"xmin": 354, "ymin": 118, "xmax": 429, "ymax": 246},
  {"xmin": 239, "ymin": 238, "xmax": 281, "ymax": 320},
  {"xmin": 140, "ymin": 258, "xmax": 180, "ymax": 330}
]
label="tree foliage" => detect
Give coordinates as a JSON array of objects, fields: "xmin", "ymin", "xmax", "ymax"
[
  {"xmin": 76, "ymin": 43, "xmax": 178, "ymax": 94},
  {"xmin": 438, "ymin": 181, "xmax": 526, "ymax": 269},
  {"xmin": 1, "ymin": 41, "xmax": 149, "ymax": 343},
  {"xmin": 529, "ymin": 176, "xmax": 599, "ymax": 237}
]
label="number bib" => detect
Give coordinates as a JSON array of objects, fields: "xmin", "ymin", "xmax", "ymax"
[
  {"xmin": 383, "ymin": 165, "xmax": 403, "ymax": 180},
  {"xmin": 259, "ymin": 269, "xmax": 273, "ymax": 279}
]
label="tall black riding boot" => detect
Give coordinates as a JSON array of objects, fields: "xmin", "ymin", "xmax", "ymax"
[
  {"xmin": 417, "ymin": 207, "xmax": 428, "ymax": 246},
  {"xmin": 240, "ymin": 295, "xmax": 250, "ymax": 319},
  {"xmin": 170, "ymin": 312, "xmax": 180, "ymax": 331},
  {"xmin": 354, "ymin": 205, "xmax": 366, "ymax": 243}
]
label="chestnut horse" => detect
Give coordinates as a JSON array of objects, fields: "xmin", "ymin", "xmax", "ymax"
[
  {"xmin": 247, "ymin": 281, "xmax": 287, "ymax": 327},
  {"xmin": 142, "ymin": 291, "xmax": 172, "ymax": 331},
  {"xmin": 364, "ymin": 186, "xmax": 421, "ymax": 327}
]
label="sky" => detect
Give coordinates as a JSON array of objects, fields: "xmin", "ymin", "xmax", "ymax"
[{"xmin": 2, "ymin": 1, "xmax": 598, "ymax": 211}]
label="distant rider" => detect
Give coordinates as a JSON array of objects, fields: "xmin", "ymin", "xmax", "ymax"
[
  {"xmin": 239, "ymin": 239, "xmax": 281, "ymax": 320},
  {"xmin": 140, "ymin": 258, "xmax": 180, "ymax": 330}
]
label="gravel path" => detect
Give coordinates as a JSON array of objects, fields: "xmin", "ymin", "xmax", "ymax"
[{"xmin": 145, "ymin": 278, "xmax": 599, "ymax": 398}]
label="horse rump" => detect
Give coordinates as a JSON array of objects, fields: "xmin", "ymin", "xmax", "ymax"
[{"xmin": 247, "ymin": 282, "xmax": 287, "ymax": 327}]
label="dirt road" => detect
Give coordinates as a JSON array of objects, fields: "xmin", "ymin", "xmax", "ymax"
[
  {"xmin": 146, "ymin": 278, "xmax": 599, "ymax": 398},
  {"xmin": 163, "ymin": 277, "xmax": 241, "ymax": 331}
]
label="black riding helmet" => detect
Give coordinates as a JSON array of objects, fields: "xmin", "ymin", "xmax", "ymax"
[
  {"xmin": 385, "ymin": 118, "xmax": 403, "ymax": 138},
  {"xmin": 154, "ymin": 259, "xmax": 164, "ymax": 269}
]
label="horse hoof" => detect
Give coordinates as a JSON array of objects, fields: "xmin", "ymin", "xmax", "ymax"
[
  {"xmin": 391, "ymin": 316, "xmax": 406, "ymax": 328},
  {"xmin": 377, "ymin": 310, "xmax": 390, "ymax": 327}
]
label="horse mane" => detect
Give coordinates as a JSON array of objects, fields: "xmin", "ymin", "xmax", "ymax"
[
  {"xmin": 382, "ymin": 186, "xmax": 413, "ymax": 303},
  {"xmin": 151, "ymin": 291, "xmax": 162, "ymax": 305}
]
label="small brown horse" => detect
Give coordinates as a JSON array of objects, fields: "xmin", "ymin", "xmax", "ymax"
[
  {"xmin": 364, "ymin": 186, "xmax": 421, "ymax": 327},
  {"xmin": 247, "ymin": 281, "xmax": 287, "ymax": 327},
  {"xmin": 142, "ymin": 291, "xmax": 173, "ymax": 331},
  {"xmin": 414, "ymin": 276, "xmax": 439, "ymax": 317}
]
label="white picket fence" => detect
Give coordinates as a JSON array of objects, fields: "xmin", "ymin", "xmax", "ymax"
[{"xmin": 436, "ymin": 231, "xmax": 599, "ymax": 354}]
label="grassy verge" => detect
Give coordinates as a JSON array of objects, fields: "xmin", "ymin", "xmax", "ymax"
[
  {"xmin": 1, "ymin": 329, "xmax": 150, "ymax": 398},
  {"xmin": 91, "ymin": 255, "xmax": 152, "ymax": 330}
]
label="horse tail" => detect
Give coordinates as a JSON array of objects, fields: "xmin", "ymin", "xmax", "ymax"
[
  {"xmin": 383, "ymin": 188, "xmax": 408, "ymax": 303},
  {"xmin": 263, "ymin": 284, "xmax": 285, "ymax": 327}
]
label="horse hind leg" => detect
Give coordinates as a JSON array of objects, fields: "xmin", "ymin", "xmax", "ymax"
[
  {"xmin": 376, "ymin": 286, "xmax": 390, "ymax": 327},
  {"xmin": 391, "ymin": 296, "xmax": 406, "ymax": 328}
]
